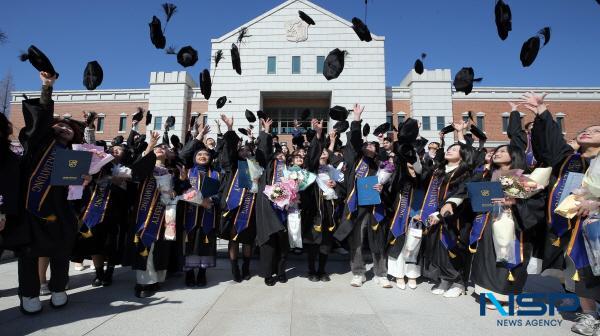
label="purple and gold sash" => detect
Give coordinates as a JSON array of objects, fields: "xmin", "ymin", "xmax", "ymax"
[
  {"xmin": 184, "ymin": 168, "xmax": 219, "ymax": 235},
  {"xmin": 566, "ymin": 217, "xmax": 590, "ymax": 273},
  {"xmin": 271, "ymin": 159, "xmax": 287, "ymax": 224},
  {"xmin": 80, "ymin": 181, "xmax": 112, "ymax": 235},
  {"xmin": 25, "ymin": 140, "xmax": 60, "ymax": 219},
  {"xmin": 418, "ymin": 173, "xmax": 445, "ymax": 220},
  {"xmin": 232, "ymin": 190, "xmax": 255, "ymax": 239},
  {"xmin": 469, "ymin": 213, "xmax": 490, "ymax": 252},
  {"xmin": 525, "ymin": 133, "xmax": 537, "ymax": 169},
  {"xmin": 225, "ymin": 171, "xmax": 244, "ymax": 211},
  {"xmin": 389, "ymin": 183, "xmax": 413, "ymax": 241},
  {"xmin": 134, "ymin": 176, "xmax": 164, "ymax": 249},
  {"xmin": 548, "ymin": 154, "xmax": 586, "ymax": 238}
]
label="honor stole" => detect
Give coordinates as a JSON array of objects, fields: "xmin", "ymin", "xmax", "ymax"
[
  {"xmin": 345, "ymin": 158, "xmax": 386, "ymax": 228},
  {"xmin": 25, "ymin": 140, "xmax": 62, "ymax": 220},
  {"xmin": 223, "ymin": 170, "xmax": 255, "ymax": 240},
  {"xmin": 183, "ymin": 167, "xmax": 220, "ymax": 239},
  {"xmin": 389, "ymin": 183, "xmax": 413, "ymax": 245},
  {"xmin": 80, "ymin": 178, "xmax": 112, "ymax": 237},
  {"xmin": 566, "ymin": 216, "xmax": 590, "ymax": 281},
  {"xmin": 525, "ymin": 133, "xmax": 537, "ymax": 169},
  {"xmin": 134, "ymin": 176, "xmax": 166, "ymax": 253}
]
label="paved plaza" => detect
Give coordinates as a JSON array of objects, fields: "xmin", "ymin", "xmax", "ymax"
[{"xmin": 0, "ymin": 254, "xmax": 575, "ymax": 336}]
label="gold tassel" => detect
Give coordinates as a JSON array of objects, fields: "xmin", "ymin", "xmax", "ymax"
[
  {"xmin": 45, "ymin": 215, "xmax": 57, "ymax": 222},
  {"xmin": 390, "ymin": 238, "xmax": 396, "ymax": 246},
  {"xmin": 222, "ymin": 211, "xmax": 229, "ymax": 218},
  {"xmin": 572, "ymin": 270, "xmax": 580, "ymax": 282},
  {"xmin": 232, "ymin": 234, "xmax": 238, "ymax": 241},
  {"xmin": 468, "ymin": 245, "xmax": 477, "ymax": 254},
  {"xmin": 508, "ymin": 271, "xmax": 515, "ymax": 282},
  {"xmin": 448, "ymin": 251, "xmax": 456, "ymax": 259},
  {"xmin": 328, "ymin": 225, "xmax": 335, "ymax": 232},
  {"xmin": 140, "ymin": 248, "xmax": 149, "ymax": 257},
  {"xmin": 314, "ymin": 225, "xmax": 322, "ymax": 233},
  {"xmin": 81, "ymin": 229, "xmax": 93, "ymax": 238},
  {"xmin": 552, "ymin": 237, "xmax": 561, "ymax": 247},
  {"xmin": 204, "ymin": 236, "xmax": 209, "ymax": 244},
  {"xmin": 346, "ymin": 212, "xmax": 352, "ymax": 220},
  {"xmin": 134, "ymin": 235, "xmax": 140, "ymax": 243},
  {"xmin": 371, "ymin": 223, "xmax": 379, "ymax": 231}
]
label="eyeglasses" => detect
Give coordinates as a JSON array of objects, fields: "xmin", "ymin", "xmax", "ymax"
[{"xmin": 578, "ymin": 128, "xmax": 600, "ymax": 135}]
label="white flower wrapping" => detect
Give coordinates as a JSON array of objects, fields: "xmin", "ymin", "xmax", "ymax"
[
  {"xmin": 377, "ymin": 170, "xmax": 393, "ymax": 185},
  {"xmin": 246, "ymin": 158, "xmax": 264, "ymax": 194},
  {"xmin": 491, "ymin": 208, "xmax": 517, "ymax": 264}
]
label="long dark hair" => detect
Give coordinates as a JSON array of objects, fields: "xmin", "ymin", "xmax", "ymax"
[
  {"xmin": 0, "ymin": 112, "xmax": 12, "ymax": 163},
  {"xmin": 435, "ymin": 143, "xmax": 473, "ymax": 178},
  {"xmin": 490, "ymin": 144, "xmax": 527, "ymax": 171}
]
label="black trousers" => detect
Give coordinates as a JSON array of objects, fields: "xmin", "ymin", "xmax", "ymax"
[
  {"xmin": 18, "ymin": 252, "xmax": 69, "ymax": 298},
  {"xmin": 259, "ymin": 231, "xmax": 289, "ymax": 278}
]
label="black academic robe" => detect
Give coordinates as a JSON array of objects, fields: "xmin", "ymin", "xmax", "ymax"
[
  {"xmin": 16, "ymin": 88, "xmax": 79, "ymax": 257},
  {"xmin": 217, "ymin": 131, "xmax": 256, "ymax": 244},
  {"xmin": 333, "ymin": 120, "xmax": 387, "ymax": 254},
  {"xmin": 0, "ymin": 149, "xmax": 21, "ymax": 250},
  {"xmin": 470, "ymin": 173, "xmax": 546, "ymax": 296}
]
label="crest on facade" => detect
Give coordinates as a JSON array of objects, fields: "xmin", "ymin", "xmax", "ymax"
[{"xmin": 285, "ymin": 20, "xmax": 309, "ymax": 42}]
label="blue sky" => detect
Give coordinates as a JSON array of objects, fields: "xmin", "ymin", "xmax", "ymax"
[{"xmin": 1, "ymin": 0, "xmax": 600, "ymax": 91}]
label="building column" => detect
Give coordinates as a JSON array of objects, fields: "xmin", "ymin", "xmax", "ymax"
[{"xmin": 148, "ymin": 71, "xmax": 196, "ymax": 140}]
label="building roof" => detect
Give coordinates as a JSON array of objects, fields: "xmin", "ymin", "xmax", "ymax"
[{"xmin": 211, "ymin": 0, "xmax": 384, "ymax": 43}]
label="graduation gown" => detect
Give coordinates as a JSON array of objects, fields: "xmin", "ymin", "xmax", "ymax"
[
  {"xmin": 217, "ymin": 131, "xmax": 256, "ymax": 244},
  {"xmin": 16, "ymin": 87, "xmax": 79, "ymax": 257},
  {"xmin": 333, "ymin": 120, "xmax": 387, "ymax": 254},
  {"xmin": 0, "ymin": 149, "xmax": 22, "ymax": 250}
]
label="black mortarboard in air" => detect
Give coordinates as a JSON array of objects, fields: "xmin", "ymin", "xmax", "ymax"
[
  {"xmin": 453, "ymin": 67, "xmax": 483, "ymax": 95},
  {"xmin": 440, "ymin": 124, "xmax": 455, "ymax": 135},
  {"xmin": 470, "ymin": 124, "xmax": 487, "ymax": 141},
  {"xmin": 395, "ymin": 143, "xmax": 417, "ymax": 164},
  {"xmin": 257, "ymin": 110, "xmax": 267, "ymax": 120},
  {"xmin": 333, "ymin": 120, "xmax": 349, "ymax": 133},
  {"xmin": 112, "ymin": 135, "xmax": 124, "ymax": 146},
  {"xmin": 231, "ymin": 44, "xmax": 242, "ymax": 75},
  {"xmin": 373, "ymin": 123, "xmax": 391, "ymax": 136},
  {"xmin": 397, "ymin": 118, "xmax": 419, "ymax": 143},
  {"xmin": 175, "ymin": 46, "xmax": 198, "ymax": 67},
  {"xmin": 132, "ymin": 107, "xmax": 144, "ymax": 122},
  {"xmin": 323, "ymin": 49, "xmax": 346, "ymax": 80},
  {"xmin": 170, "ymin": 134, "xmax": 181, "ymax": 149},
  {"xmin": 520, "ymin": 27, "xmax": 551, "ymax": 67},
  {"xmin": 145, "ymin": 110, "xmax": 153, "ymax": 126},
  {"xmin": 149, "ymin": 16, "xmax": 166, "ymax": 49},
  {"xmin": 245, "ymin": 110, "xmax": 256, "ymax": 123},
  {"xmin": 495, "ymin": 0, "xmax": 512, "ymax": 41},
  {"xmin": 19, "ymin": 45, "xmax": 59, "ymax": 78},
  {"xmin": 301, "ymin": 109, "xmax": 310, "ymax": 121},
  {"xmin": 238, "ymin": 128, "xmax": 249, "ymax": 136},
  {"xmin": 305, "ymin": 129, "xmax": 316, "ymax": 142},
  {"xmin": 200, "ymin": 69, "xmax": 211, "ymax": 100},
  {"xmin": 362, "ymin": 123, "xmax": 370, "ymax": 137},
  {"xmin": 299, "ymin": 11, "xmax": 315, "ymax": 25},
  {"xmin": 329, "ymin": 105, "xmax": 349, "ymax": 121},
  {"xmin": 83, "ymin": 61, "xmax": 103, "ymax": 90},
  {"xmin": 166, "ymin": 116, "xmax": 175, "ymax": 129},
  {"xmin": 351, "ymin": 17, "xmax": 372, "ymax": 42},
  {"xmin": 414, "ymin": 53, "xmax": 426, "ymax": 75},
  {"xmin": 216, "ymin": 96, "xmax": 228, "ymax": 109}
]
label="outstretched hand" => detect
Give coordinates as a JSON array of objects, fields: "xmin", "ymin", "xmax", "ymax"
[
  {"xmin": 353, "ymin": 103, "xmax": 364, "ymax": 121},
  {"xmin": 262, "ymin": 118, "xmax": 273, "ymax": 133},
  {"xmin": 520, "ymin": 91, "xmax": 547, "ymax": 115},
  {"xmin": 220, "ymin": 114, "xmax": 234, "ymax": 131},
  {"xmin": 40, "ymin": 71, "xmax": 57, "ymax": 86}
]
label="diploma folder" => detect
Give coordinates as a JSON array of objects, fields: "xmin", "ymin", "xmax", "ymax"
[
  {"xmin": 466, "ymin": 181, "xmax": 504, "ymax": 213},
  {"xmin": 357, "ymin": 176, "xmax": 381, "ymax": 206},
  {"xmin": 201, "ymin": 177, "xmax": 220, "ymax": 198},
  {"xmin": 50, "ymin": 148, "xmax": 93, "ymax": 186}
]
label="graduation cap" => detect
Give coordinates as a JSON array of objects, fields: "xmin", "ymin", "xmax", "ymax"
[
  {"xmin": 132, "ymin": 107, "xmax": 144, "ymax": 122},
  {"xmin": 149, "ymin": 16, "xmax": 166, "ymax": 49},
  {"xmin": 397, "ymin": 118, "xmax": 419, "ymax": 143},
  {"xmin": 329, "ymin": 105, "xmax": 349, "ymax": 121},
  {"xmin": 145, "ymin": 110, "xmax": 153, "ymax": 126},
  {"xmin": 19, "ymin": 45, "xmax": 59, "ymax": 78},
  {"xmin": 351, "ymin": 17, "xmax": 372, "ymax": 42},
  {"xmin": 257, "ymin": 110, "xmax": 267, "ymax": 120},
  {"xmin": 216, "ymin": 96, "xmax": 228, "ymax": 109},
  {"xmin": 238, "ymin": 128, "xmax": 249, "ymax": 136},
  {"xmin": 362, "ymin": 123, "xmax": 370, "ymax": 137},
  {"xmin": 520, "ymin": 27, "xmax": 551, "ymax": 67},
  {"xmin": 333, "ymin": 120, "xmax": 349, "ymax": 133},
  {"xmin": 396, "ymin": 143, "xmax": 418, "ymax": 164},
  {"xmin": 373, "ymin": 122, "xmax": 391, "ymax": 136},
  {"xmin": 200, "ymin": 69, "xmax": 211, "ymax": 100},
  {"xmin": 165, "ymin": 116, "xmax": 175, "ymax": 129},
  {"xmin": 323, "ymin": 49, "xmax": 346, "ymax": 80},
  {"xmin": 230, "ymin": 43, "xmax": 242, "ymax": 75},
  {"xmin": 292, "ymin": 134, "xmax": 305, "ymax": 148},
  {"xmin": 170, "ymin": 134, "xmax": 181, "ymax": 149},
  {"xmin": 245, "ymin": 110, "xmax": 257, "ymax": 123},
  {"xmin": 299, "ymin": 11, "xmax": 315, "ymax": 25},
  {"xmin": 495, "ymin": 0, "xmax": 512, "ymax": 41},
  {"xmin": 168, "ymin": 46, "xmax": 198, "ymax": 68},
  {"xmin": 470, "ymin": 124, "xmax": 487, "ymax": 141},
  {"xmin": 83, "ymin": 61, "xmax": 103, "ymax": 90},
  {"xmin": 414, "ymin": 53, "xmax": 426, "ymax": 75},
  {"xmin": 301, "ymin": 109, "xmax": 311, "ymax": 121},
  {"xmin": 440, "ymin": 124, "xmax": 455, "ymax": 135},
  {"xmin": 453, "ymin": 67, "xmax": 482, "ymax": 95},
  {"xmin": 112, "ymin": 135, "xmax": 125, "ymax": 146}
]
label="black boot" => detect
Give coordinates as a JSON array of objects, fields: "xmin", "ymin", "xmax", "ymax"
[
  {"xmin": 242, "ymin": 258, "xmax": 251, "ymax": 281},
  {"xmin": 185, "ymin": 270, "xmax": 196, "ymax": 287},
  {"xmin": 277, "ymin": 273, "xmax": 288, "ymax": 283},
  {"xmin": 264, "ymin": 276, "xmax": 276, "ymax": 286},
  {"xmin": 317, "ymin": 253, "xmax": 330, "ymax": 282},
  {"xmin": 92, "ymin": 267, "xmax": 104, "ymax": 287},
  {"xmin": 231, "ymin": 260, "xmax": 242, "ymax": 283},
  {"xmin": 102, "ymin": 265, "xmax": 114, "ymax": 287},
  {"xmin": 196, "ymin": 268, "xmax": 207, "ymax": 287},
  {"xmin": 134, "ymin": 284, "xmax": 157, "ymax": 298}
]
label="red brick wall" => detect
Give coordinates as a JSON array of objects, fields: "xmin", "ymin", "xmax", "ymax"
[
  {"xmin": 9, "ymin": 101, "xmax": 148, "ymax": 142},
  {"xmin": 387, "ymin": 100, "xmax": 411, "ymax": 128}
]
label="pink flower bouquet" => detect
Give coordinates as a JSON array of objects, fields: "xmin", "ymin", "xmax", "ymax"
[
  {"xmin": 492, "ymin": 168, "xmax": 549, "ymax": 199},
  {"xmin": 182, "ymin": 189, "xmax": 203, "ymax": 205},
  {"xmin": 264, "ymin": 179, "xmax": 299, "ymax": 209}
]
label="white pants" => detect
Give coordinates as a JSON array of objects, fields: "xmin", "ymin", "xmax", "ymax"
[
  {"xmin": 387, "ymin": 255, "xmax": 420, "ymax": 279},
  {"xmin": 136, "ymin": 244, "xmax": 167, "ymax": 285}
]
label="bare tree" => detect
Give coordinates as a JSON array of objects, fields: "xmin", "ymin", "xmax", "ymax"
[
  {"xmin": 0, "ymin": 30, "xmax": 6, "ymax": 44},
  {"xmin": 0, "ymin": 72, "xmax": 15, "ymax": 117}
]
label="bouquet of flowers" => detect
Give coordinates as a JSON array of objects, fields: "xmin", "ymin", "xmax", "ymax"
[
  {"xmin": 316, "ymin": 166, "xmax": 338, "ymax": 200},
  {"xmin": 246, "ymin": 158, "xmax": 264, "ymax": 194},
  {"xmin": 491, "ymin": 204, "xmax": 517, "ymax": 264},
  {"xmin": 263, "ymin": 179, "xmax": 299, "ymax": 209},
  {"xmin": 111, "ymin": 164, "xmax": 132, "ymax": 179},
  {"xmin": 377, "ymin": 161, "xmax": 395, "ymax": 185},
  {"xmin": 285, "ymin": 166, "xmax": 316, "ymax": 191},
  {"xmin": 493, "ymin": 168, "xmax": 551, "ymax": 199},
  {"xmin": 182, "ymin": 189, "xmax": 203, "ymax": 205}
]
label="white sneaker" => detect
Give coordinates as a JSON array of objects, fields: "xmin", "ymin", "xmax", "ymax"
[
  {"xmin": 90, "ymin": 264, "xmax": 95, "ymax": 270},
  {"xmin": 73, "ymin": 263, "xmax": 85, "ymax": 271},
  {"xmin": 395, "ymin": 278, "xmax": 406, "ymax": 290},
  {"xmin": 443, "ymin": 287, "xmax": 464, "ymax": 298},
  {"xmin": 350, "ymin": 275, "xmax": 366, "ymax": 287},
  {"xmin": 334, "ymin": 247, "xmax": 349, "ymax": 255},
  {"xmin": 20, "ymin": 296, "xmax": 42, "ymax": 314},
  {"xmin": 40, "ymin": 283, "xmax": 50, "ymax": 296},
  {"xmin": 50, "ymin": 291, "xmax": 68, "ymax": 308},
  {"xmin": 572, "ymin": 313, "xmax": 599, "ymax": 336},
  {"xmin": 407, "ymin": 278, "xmax": 417, "ymax": 289},
  {"xmin": 431, "ymin": 287, "xmax": 446, "ymax": 295},
  {"xmin": 374, "ymin": 277, "xmax": 393, "ymax": 288}
]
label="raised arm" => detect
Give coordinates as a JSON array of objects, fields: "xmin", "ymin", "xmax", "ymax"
[
  {"xmin": 506, "ymin": 102, "xmax": 527, "ymax": 151},
  {"xmin": 178, "ymin": 125, "xmax": 210, "ymax": 168},
  {"xmin": 218, "ymin": 114, "xmax": 239, "ymax": 172},
  {"xmin": 19, "ymin": 72, "xmax": 56, "ymax": 155},
  {"xmin": 306, "ymin": 119, "xmax": 324, "ymax": 172},
  {"xmin": 256, "ymin": 118, "xmax": 274, "ymax": 168}
]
